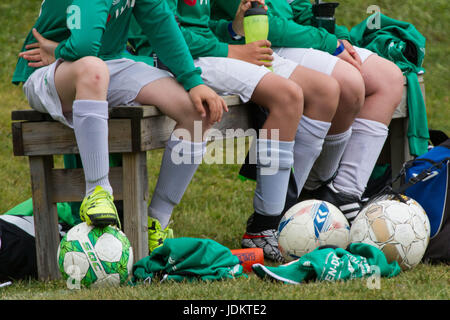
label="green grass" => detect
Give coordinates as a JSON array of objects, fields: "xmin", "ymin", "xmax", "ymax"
[{"xmin": 0, "ymin": 0, "xmax": 449, "ymax": 301}]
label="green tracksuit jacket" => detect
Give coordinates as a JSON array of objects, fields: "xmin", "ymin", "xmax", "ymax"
[
  {"xmin": 132, "ymin": 238, "xmax": 246, "ymax": 283},
  {"xmin": 253, "ymin": 243, "xmax": 401, "ymax": 284},
  {"xmin": 211, "ymin": 0, "xmax": 349, "ymax": 54},
  {"xmin": 12, "ymin": 0, "xmax": 203, "ymax": 91},
  {"xmin": 350, "ymin": 13, "xmax": 428, "ymax": 157}
]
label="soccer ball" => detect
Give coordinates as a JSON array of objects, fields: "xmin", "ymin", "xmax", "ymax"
[
  {"xmin": 350, "ymin": 194, "xmax": 430, "ymax": 270},
  {"xmin": 57, "ymin": 222, "xmax": 134, "ymax": 288},
  {"xmin": 278, "ymin": 200, "xmax": 351, "ymax": 262}
]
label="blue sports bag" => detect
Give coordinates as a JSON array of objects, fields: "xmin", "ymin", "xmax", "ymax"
[{"xmin": 397, "ymin": 139, "xmax": 450, "ymax": 263}]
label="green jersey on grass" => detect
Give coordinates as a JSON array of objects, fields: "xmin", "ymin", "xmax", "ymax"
[{"xmin": 12, "ymin": 0, "xmax": 203, "ymax": 91}]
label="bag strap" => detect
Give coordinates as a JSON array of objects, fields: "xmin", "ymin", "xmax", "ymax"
[{"xmin": 394, "ymin": 158, "xmax": 450, "ymax": 194}]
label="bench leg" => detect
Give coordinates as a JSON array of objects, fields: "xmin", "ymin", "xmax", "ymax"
[
  {"xmin": 389, "ymin": 118, "xmax": 414, "ymax": 189},
  {"xmin": 122, "ymin": 152, "xmax": 149, "ymax": 262},
  {"xmin": 29, "ymin": 155, "xmax": 61, "ymax": 280}
]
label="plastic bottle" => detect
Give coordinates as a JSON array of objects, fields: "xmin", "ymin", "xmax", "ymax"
[{"xmin": 243, "ymin": 2, "xmax": 272, "ymax": 71}]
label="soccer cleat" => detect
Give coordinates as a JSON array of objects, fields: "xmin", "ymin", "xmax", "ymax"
[
  {"xmin": 80, "ymin": 186, "xmax": 121, "ymax": 228},
  {"xmin": 300, "ymin": 182, "xmax": 363, "ymax": 224},
  {"xmin": 148, "ymin": 217, "xmax": 174, "ymax": 254},
  {"xmin": 242, "ymin": 229, "xmax": 285, "ymax": 263}
]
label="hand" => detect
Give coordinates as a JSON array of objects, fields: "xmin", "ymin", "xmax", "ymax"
[
  {"xmin": 228, "ymin": 40, "xmax": 273, "ymax": 67},
  {"xmin": 232, "ymin": 0, "xmax": 267, "ymax": 36},
  {"xmin": 189, "ymin": 85, "xmax": 229, "ymax": 124},
  {"xmin": 341, "ymin": 40, "xmax": 362, "ymax": 67},
  {"xmin": 336, "ymin": 42, "xmax": 361, "ymax": 72},
  {"xmin": 18, "ymin": 28, "xmax": 58, "ymax": 68}
]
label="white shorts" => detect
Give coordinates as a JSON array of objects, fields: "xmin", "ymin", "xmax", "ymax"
[
  {"xmin": 273, "ymin": 46, "xmax": 376, "ymax": 76},
  {"xmin": 194, "ymin": 52, "xmax": 298, "ymax": 103},
  {"xmin": 23, "ymin": 58, "xmax": 172, "ymax": 127}
]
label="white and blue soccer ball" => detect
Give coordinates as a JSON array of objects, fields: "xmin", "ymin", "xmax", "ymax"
[{"xmin": 278, "ymin": 200, "xmax": 350, "ymax": 262}]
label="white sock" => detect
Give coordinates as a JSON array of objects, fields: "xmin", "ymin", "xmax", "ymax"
[
  {"xmin": 293, "ymin": 116, "xmax": 331, "ymax": 196},
  {"xmin": 304, "ymin": 128, "xmax": 352, "ymax": 190},
  {"xmin": 149, "ymin": 134, "xmax": 206, "ymax": 229},
  {"xmin": 72, "ymin": 100, "xmax": 112, "ymax": 196},
  {"xmin": 333, "ymin": 118, "xmax": 389, "ymax": 198},
  {"xmin": 253, "ymin": 139, "xmax": 294, "ymax": 216}
]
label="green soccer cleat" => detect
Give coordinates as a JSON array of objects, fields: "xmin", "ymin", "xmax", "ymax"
[
  {"xmin": 148, "ymin": 217, "xmax": 174, "ymax": 254},
  {"xmin": 80, "ymin": 186, "xmax": 121, "ymax": 229}
]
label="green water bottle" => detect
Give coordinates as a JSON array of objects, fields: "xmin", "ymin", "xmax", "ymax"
[{"xmin": 243, "ymin": 2, "xmax": 272, "ymax": 71}]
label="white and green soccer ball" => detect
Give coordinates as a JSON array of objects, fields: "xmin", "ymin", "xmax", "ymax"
[
  {"xmin": 57, "ymin": 222, "xmax": 133, "ymax": 288},
  {"xmin": 350, "ymin": 194, "xmax": 430, "ymax": 270}
]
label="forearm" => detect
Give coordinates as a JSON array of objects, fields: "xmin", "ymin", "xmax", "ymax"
[
  {"xmin": 268, "ymin": 16, "xmax": 338, "ymax": 54},
  {"xmin": 55, "ymin": 0, "xmax": 111, "ymax": 60}
]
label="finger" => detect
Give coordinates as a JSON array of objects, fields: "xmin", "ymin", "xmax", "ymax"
[
  {"xmin": 25, "ymin": 43, "xmax": 40, "ymax": 50},
  {"xmin": 258, "ymin": 47, "xmax": 274, "ymax": 56},
  {"xmin": 208, "ymin": 98, "xmax": 219, "ymax": 123},
  {"xmin": 256, "ymin": 59, "xmax": 272, "ymax": 68},
  {"xmin": 21, "ymin": 48, "xmax": 41, "ymax": 56},
  {"xmin": 221, "ymin": 97, "xmax": 229, "ymax": 113},
  {"xmin": 256, "ymin": 55, "xmax": 274, "ymax": 64},
  {"xmin": 193, "ymin": 97, "xmax": 206, "ymax": 118},
  {"xmin": 352, "ymin": 52, "xmax": 363, "ymax": 66},
  {"xmin": 22, "ymin": 54, "xmax": 42, "ymax": 62},
  {"xmin": 32, "ymin": 28, "xmax": 44, "ymax": 43},
  {"xmin": 28, "ymin": 61, "xmax": 45, "ymax": 68}
]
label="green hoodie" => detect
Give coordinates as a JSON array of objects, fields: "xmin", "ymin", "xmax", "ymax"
[
  {"xmin": 12, "ymin": 0, "xmax": 203, "ymax": 91},
  {"xmin": 128, "ymin": 0, "xmax": 232, "ymax": 59},
  {"xmin": 163, "ymin": 0, "xmax": 231, "ymax": 59},
  {"xmin": 211, "ymin": 0, "xmax": 347, "ymax": 55}
]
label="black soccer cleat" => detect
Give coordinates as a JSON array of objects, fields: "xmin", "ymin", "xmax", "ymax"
[{"xmin": 299, "ymin": 183, "xmax": 363, "ymax": 224}]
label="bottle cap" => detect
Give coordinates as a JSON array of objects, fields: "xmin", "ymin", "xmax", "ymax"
[{"xmin": 244, "ymin": 2, "xmax": 267, "ymax": 17}]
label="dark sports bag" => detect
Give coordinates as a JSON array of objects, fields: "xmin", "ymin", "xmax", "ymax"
[
  {"xmin": 0, "ymin": 216, "xmax": 37, "ymax": 281},
  {"xmin": 394, "ymin": 138, "xmax": 450, "ymax": 263}
]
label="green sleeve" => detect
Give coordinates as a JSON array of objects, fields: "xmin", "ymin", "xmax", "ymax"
[
  {"xmin": 208, "ymin": 18, "xmax": 234, "ymax": 44},
  {"xmin": 289, "ymin": 0, "xmax": 314, "ymax": 24},
  {"xmin": 54, "ymin": 0, "xmax": 112, "ymax": 61},
  {"xmin": 165, "ymin": 0, "xmax": 228, "ymax": 59},
  {"xmin": 133, "ymin": 0, "xmax": 203, "ymax": 91},
  {"xmin": 268, "ymin": 13, "xmax": 338, "ymax": 54},
  {"xmin": 334, "ymin": 25, "xmax": 351, "ymax": 41}
]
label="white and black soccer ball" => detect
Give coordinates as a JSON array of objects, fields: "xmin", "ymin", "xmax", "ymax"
[
  {"xmin": 57, "ymin": 222, "xmax": 133, "ymax": 288},
  {"xmin": 350, "ymin": 194, "xmax": 430, "ymax": 270},
  {"xmin": 278, "ymin": 200, "xmax": 351, "ymax": 262}
]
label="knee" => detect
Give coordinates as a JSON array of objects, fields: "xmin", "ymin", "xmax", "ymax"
[
  {"xmin": 74, "ymin": 56, "xmax": 109, "ymax": 90},
  {"xmin": 318, "ymin": 76, "xmax": 341, "ymax": 114},
  {"xmin": 337, "ymin": 67, "xmax": 365, "ymax": 115},
  {"xmin": 368, "ymin": 58, "xmax": 404, "ymax": 109},
  {"xmin": 385, "ymin": 62, "xmax": 405, "ymax": 105},
  {"xmin": 274, "ymin": 81, "xmax": 304, "ymax": 123}
]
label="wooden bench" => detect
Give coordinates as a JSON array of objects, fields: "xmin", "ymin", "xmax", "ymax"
[
  {"xmin": 11, "ymin": 95, "xmax": 254, "ymax": 280},
  {"xmin": 11, "ymin": 75, "xmax": 424, "ymax": 280}
]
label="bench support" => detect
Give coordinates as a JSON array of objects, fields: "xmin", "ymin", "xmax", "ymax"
[{"xmin": 29, "ymin": 155, "xmax": 61, "ymax": 280}]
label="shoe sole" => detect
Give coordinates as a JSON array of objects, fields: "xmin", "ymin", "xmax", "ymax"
[{"xmin": 87, "ymin": 213, "xmax": 120, "ymax": 228}]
